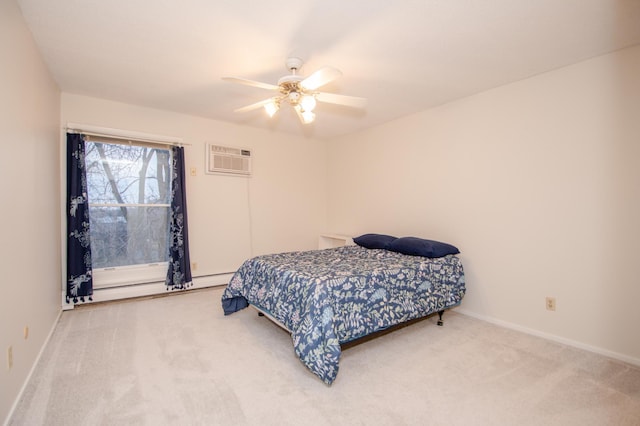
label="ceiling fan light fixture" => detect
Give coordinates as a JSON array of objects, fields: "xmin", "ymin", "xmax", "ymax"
[
  {"xmin": 300, "ymin": 94, "xmax": 316, "ymax": 112},
  {"xmin": 301, "ymin": 110, "xmax": 315, "ymax": 124},
  {"xmin": 288, "ymin": 91, "xmax": 301, "ymax": 103},
  {"xmin": 264, "ymin": 99, "xmax": 279, "ymax": 117}
]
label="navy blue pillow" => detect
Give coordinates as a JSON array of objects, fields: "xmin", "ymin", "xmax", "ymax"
[
  {"xmin": 387, "ymin": 237, "xmax": 459, "ymax": 258},
  {"xmin": 353, "ymin": 233, "xmax": 397, "ymax": 249}
]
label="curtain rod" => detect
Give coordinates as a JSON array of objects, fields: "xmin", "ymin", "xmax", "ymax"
[{"xmin": 65, "ymin": 123, "xmax": 190, "ymax": 147}]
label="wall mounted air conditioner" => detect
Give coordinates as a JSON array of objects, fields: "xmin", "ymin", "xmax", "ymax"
[{"xmin": 206, "ymin": 144, "xmax": 251, "ymax": 176}]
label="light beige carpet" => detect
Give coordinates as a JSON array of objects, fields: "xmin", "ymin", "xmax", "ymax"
[{"xmin": 9, "ymin": 287, "xmax": 640, "ymax": 425}]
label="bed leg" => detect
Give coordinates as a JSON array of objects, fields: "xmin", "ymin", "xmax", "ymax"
[{"xmin": 437, "ymin": 311, "xmax": 444, "ymax": 326}]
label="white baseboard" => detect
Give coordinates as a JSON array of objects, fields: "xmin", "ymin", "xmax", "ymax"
[
  {"xmin": 3, "ymin": 309, "xmax": 62, "ymax": 426},
  {"xmin": 62, "ymin": 273, "xmax": 233, "ymax": 309},
  {"xmin": 455, "ymin": 308, "xmax": 640, "ymax": 368}
]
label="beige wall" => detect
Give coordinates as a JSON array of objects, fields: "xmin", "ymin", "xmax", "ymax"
[
  {"xmin": 4, "ymin": 0, "xmax": 638, "ymax": 419},
  {"xmin": 61, "ymin": 94, "xmax": 327, "ymax": 280},
  {"xmin": 0, "ymin": 0, "xmax": 62, "ymax": 422},
  {"xmin": 327, "ymin": 44, "xmax": 640, "ymax": 364}
]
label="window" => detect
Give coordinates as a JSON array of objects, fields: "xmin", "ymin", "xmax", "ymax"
[{"xmin": 84, "ymin": 138, "xmax": 172, "ymax": 287}]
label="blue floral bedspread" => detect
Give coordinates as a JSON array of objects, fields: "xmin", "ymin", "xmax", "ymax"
[{"xmin": 221, "ymin": 245, "xmax": 465, "ymax": 384}]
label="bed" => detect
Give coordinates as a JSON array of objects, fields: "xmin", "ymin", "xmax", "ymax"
[{"xmin": 221, "ymin": 235, "xmax": 465, "ymax": 385}]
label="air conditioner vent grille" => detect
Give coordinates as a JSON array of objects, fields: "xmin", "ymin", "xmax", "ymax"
[{"xmin": 206, "ymin": 144, "xmax": 251, "ymax": 176}]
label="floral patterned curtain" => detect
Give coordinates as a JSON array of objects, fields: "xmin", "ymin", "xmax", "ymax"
[
  {"xmin": 166, "ymin": 146, "xmax": 192, "ymax": 289},
  {"xmin": 66, "ymin": 133, "xmax": 93, "ymax": 303}
]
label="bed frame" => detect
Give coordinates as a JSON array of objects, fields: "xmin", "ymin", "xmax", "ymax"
[{"xmin": 254, "ymin": 306, "xmax": 446, "ymax": 344}]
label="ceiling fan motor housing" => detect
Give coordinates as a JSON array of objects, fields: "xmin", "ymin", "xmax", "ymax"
[
  {"xmin": 278, "ymin": 57, "xmax": 306, "ymax": 103},
  {"xmin": 278, "ymin": 74, "xmax": 304, "ymax": 104}
]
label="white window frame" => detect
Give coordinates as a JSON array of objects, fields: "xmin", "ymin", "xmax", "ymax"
[{"xmin": 84, "ymin": 136, "xmax": 173, "ymax": 289}]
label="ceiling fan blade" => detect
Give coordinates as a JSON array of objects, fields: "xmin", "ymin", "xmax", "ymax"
[
  {"xmin": 300, "ymin": 66, "xmax": 342, "ymax": 90},
  {"xmin": 222, "ymin": 77, "xmax": 280, "ymax": 91},
  {"xmin": 234, "ymin": 98, "xmax": 274, "ymax": 113},
  {"xmin": 315, "ymin": 92, "xmax": 367, "ymax": 109}
]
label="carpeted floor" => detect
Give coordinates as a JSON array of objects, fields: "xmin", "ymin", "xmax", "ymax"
[{"xmin": 9, "ymin": 287, "xmax": 640, "ymax": 425}]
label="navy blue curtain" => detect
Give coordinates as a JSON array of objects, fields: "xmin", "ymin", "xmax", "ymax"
[
  {"xmin": 166, "ymin": 146, "xmax": 192, "ymax": 290},
  {"xmin": 66, "ymin": 133, "xmax": 93, "ymax": 303}
]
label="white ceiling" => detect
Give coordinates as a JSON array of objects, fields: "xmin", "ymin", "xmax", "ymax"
[{"xmin": 16, "ymin": 0, "xmax": 640, "ymax": 139}]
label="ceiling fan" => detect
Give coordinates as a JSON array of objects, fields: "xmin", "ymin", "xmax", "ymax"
[{"xmin": 223, "ymin": 57, "xmax": 366, "ymax": 124}]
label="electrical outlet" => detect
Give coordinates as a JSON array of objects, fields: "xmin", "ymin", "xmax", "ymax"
[
  {"xmin": 24, "ymin": 326, "xmax": 29, "ymax": 340},
  {"xmin": 190, "ymin": 167, "xmax": 197, "ymax": 176},
  {"xmin": 191, "ymin": 261, "xmax": 198, "ymax": 271},
  {"xmin": 7, "ymin": 346, "xmax": 13, "ymax": 369},
  {"xmin": 546, "ymin": 297, "xmax": 556, "ymax": 311}
]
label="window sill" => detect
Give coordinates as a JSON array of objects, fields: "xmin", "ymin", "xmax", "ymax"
[{"xmin": 92, "ymin": 262, "xmax": 168, "ymax": 289}]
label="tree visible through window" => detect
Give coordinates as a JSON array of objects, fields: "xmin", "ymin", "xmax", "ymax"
[{"xmin": 84, "ymin": 141, "xmax": 171, "ymax": 269}]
